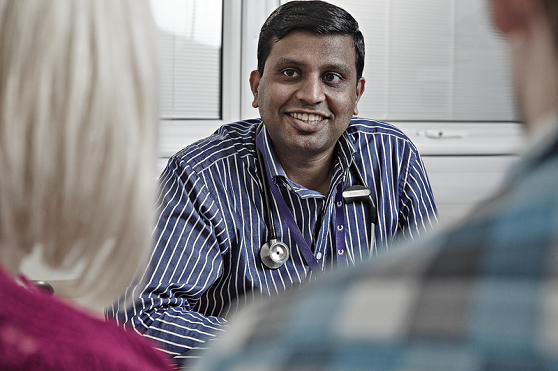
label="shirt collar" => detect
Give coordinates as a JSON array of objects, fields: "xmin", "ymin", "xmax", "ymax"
[
  {"xmin": 258, "ymin": 121, "xmax": 358, "ymax": 194},
  {"xmin": 259, "ymin": 124, "xmax": 287, "ymax": 180}
]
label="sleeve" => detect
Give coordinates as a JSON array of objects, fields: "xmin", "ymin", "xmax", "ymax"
[
  {"xmin": 397, "ymin": 146, "xmax": 438, "ymax": 239},
  {"xmin": 108, "ymin": 156, "xmax": 230, "ymax": 365}
]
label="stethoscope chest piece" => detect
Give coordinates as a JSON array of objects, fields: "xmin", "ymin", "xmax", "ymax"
[{"xmin": 260, "ymin": 239, "xmax": 290, "ymax": 269}]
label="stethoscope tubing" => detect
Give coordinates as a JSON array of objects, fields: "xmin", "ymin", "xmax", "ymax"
[
  {"xmin": 256, "ymin": 129, "xmax": 322, "ymax": 272},
  {"xmin": 255, "ymin": 123, "xmax": 376, "ymax": 271},
  {"xmin": 255, "ymin": 126, "xmax": 278, "ymax": 241}
]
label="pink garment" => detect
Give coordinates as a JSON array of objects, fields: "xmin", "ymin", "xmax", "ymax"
[{"xmin": 0, "ymin": 266, "xmax": 174, "ymax": 371}]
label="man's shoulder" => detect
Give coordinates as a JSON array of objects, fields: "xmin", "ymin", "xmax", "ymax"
[
  {"xmin": 348, "ymin": 117, "xmax": 411, "ymax": 140},
  {"xmin": 171, "ymin": 119, "xmax": 260, "ymax": 166},
  {"xmin": 348, "ymin": 117, "xmax": 419, "ymax": 152}
]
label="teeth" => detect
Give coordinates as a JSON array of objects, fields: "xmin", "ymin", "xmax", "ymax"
[{"xmin": 290, "ymin": 112, "xmax": 323, "ymax": 124}]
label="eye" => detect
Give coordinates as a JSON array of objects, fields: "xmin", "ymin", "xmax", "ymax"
[
  {"xmin": 281, "ymin": 69, "xmax": 299, "ymax": 78},
  {"xmin": 324, "ymin": 73, "xmax": 342, "ymax": 84}
]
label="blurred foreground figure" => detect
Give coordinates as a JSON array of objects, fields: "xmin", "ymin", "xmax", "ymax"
[
  {"xmin": 193, "ymin": 0, "xmax": 558, "ymax": 369},
  {"xmin": 0, "ymin": 1, "xmax": 173, "ymax": 370}
]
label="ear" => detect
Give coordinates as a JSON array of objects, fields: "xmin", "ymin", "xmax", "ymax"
[
  {"xmin": 490, "ymin": 0, "xmax": 538, "ymax": 34},
  {"xmin": 249, "ymin": 70, "xmax": 260, "ymax": 108},
  {"xmin": 353, "ymin": 77, "xmax": 366, "ymax": 116}
]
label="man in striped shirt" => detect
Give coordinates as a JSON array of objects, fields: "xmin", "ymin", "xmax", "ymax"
[
  {"xmin": 191, "ymin": 0, "xmax": 558, "ymax": 370},
  {"xmin": 109, "ymin": 1, "xmax": 437, "ymax": 366}
]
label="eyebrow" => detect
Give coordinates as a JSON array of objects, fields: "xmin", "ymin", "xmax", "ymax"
[
  {"xmin": 272, "ymin": 57, "xmax": 353, "ymax": 75},
  {"xmin": 272, "ymin": 57, "xmax": 304, "ymax": 69}
]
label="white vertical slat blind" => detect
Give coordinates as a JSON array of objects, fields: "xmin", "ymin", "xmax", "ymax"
[
  {"xmin": 149, "ymin": 0, "xmax": 223, "ymax": 119},
  {"xmin": 292, "ymin": 0, "xmax": 518, "ymax": 122}
]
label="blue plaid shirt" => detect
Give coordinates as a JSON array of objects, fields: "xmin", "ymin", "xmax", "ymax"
[
  {"xmin": 109, "ymin": 118, "xmax": 437, "ymax": 365},
  {"xmin": 191, "ymin": 124, "xmax": 558, "ymax": 371}
]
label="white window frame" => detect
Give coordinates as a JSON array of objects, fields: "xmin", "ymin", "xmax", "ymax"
[
  {"xmin": 158, "ymin": 0, "xmax": 280, "ymax": 158},
  {"xmin": 159, "ymin": 0, "xmax": 527, "ymax": 159}
]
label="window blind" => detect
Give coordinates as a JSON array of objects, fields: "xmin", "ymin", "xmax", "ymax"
[
  {"xmin": 149, "ymin": 0, "xmax": 223, "ymax": 119},
  {"xmin": 312, "ymin": 0, "xmax": 518, "ymax": 122}
]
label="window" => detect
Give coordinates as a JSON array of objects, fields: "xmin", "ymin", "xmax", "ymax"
[
  {"xmin": 149, "ymin": 0, "xmax": 223, "ymax": 119},
  {"xmin": 153, "ymin": 0, "xmax": 279, "ymax": 159},
  {"xmin": 155, "ymin": 0, "xmax": 526, "ymax": 159},
  {"xmin": 324, "ymin": 0, "xmax": 518, "ymax": 122},
  {"xmin": 150, "ymin": 0, "xmax": 244, "ymax": 158},
  {"xmin": 299, "ymin": 0, "xmax": 526, "ymax": 225},
  {"xmin": 278, "ymin": 0, "xmax": 526, "ymax": 157}
]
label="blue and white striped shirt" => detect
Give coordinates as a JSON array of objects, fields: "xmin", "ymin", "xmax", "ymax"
[
  {"xmin": 190, "ymin": 120, "xmax": 558, "ymax": 371},
  {"xmin": 110, "ymin": 118, "xmax": 437, "ymax": 365}
]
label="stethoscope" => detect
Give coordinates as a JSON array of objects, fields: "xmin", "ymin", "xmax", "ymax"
[{"xmin": 255, "ymin": 123, "xmax": 376, "ymax": 271}]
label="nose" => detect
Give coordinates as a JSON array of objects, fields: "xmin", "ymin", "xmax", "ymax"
[{"xmin": 295, "ymin": 74, "xmax": 325, "ymax": 104}]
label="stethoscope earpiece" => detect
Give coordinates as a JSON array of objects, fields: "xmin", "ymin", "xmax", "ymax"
[{"xmin": 260, "ymin": 239, "xmax": 290, "ymax": 269}]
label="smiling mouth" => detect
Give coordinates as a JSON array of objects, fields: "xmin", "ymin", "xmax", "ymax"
[{"xmin": 290, "ymin": 112, "xmax": 324, "ymax": 125}]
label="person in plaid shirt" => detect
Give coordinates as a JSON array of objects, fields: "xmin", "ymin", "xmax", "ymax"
[{"xmin": 191, "ymin": 0, "xmax": 558, "ymax": 369}]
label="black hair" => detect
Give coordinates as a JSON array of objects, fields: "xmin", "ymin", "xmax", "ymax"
[{"xmin": 257, "ymin": 0, "xmax": 365, "ymax": 81}]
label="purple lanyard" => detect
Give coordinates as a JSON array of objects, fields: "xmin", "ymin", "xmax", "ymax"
[
  {"xmin": 256, "ymin": 130, "xmax": 347, "ymax": 272},
  {"xmin": 334, "ymin": 182, "xmax": 347, "ymax": 265}
]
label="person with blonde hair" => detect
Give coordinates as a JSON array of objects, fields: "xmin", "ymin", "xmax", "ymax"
[{"xmin": 0, "ymin": 0, "xmax": 173, "ymax": 369}]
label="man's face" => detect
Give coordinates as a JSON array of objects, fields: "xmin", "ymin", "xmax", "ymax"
[{"xmin": 250, "ymin": 31, "xmax": 365, "ymax": 162}]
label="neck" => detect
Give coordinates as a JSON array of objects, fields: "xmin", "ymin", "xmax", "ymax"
[{"xmin": 276, "ymin": 149, "xmax": 335, "ymax": 195}]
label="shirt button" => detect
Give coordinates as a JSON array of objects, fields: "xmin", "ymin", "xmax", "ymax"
[{"xmin": 316, "ymin": 252, "xmax": 322, "ymax": 260}]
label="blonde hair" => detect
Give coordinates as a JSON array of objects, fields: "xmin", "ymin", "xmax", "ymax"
[{"xmin": 0, "ymin": 0, "xmax": 158, "ymax": 308}]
